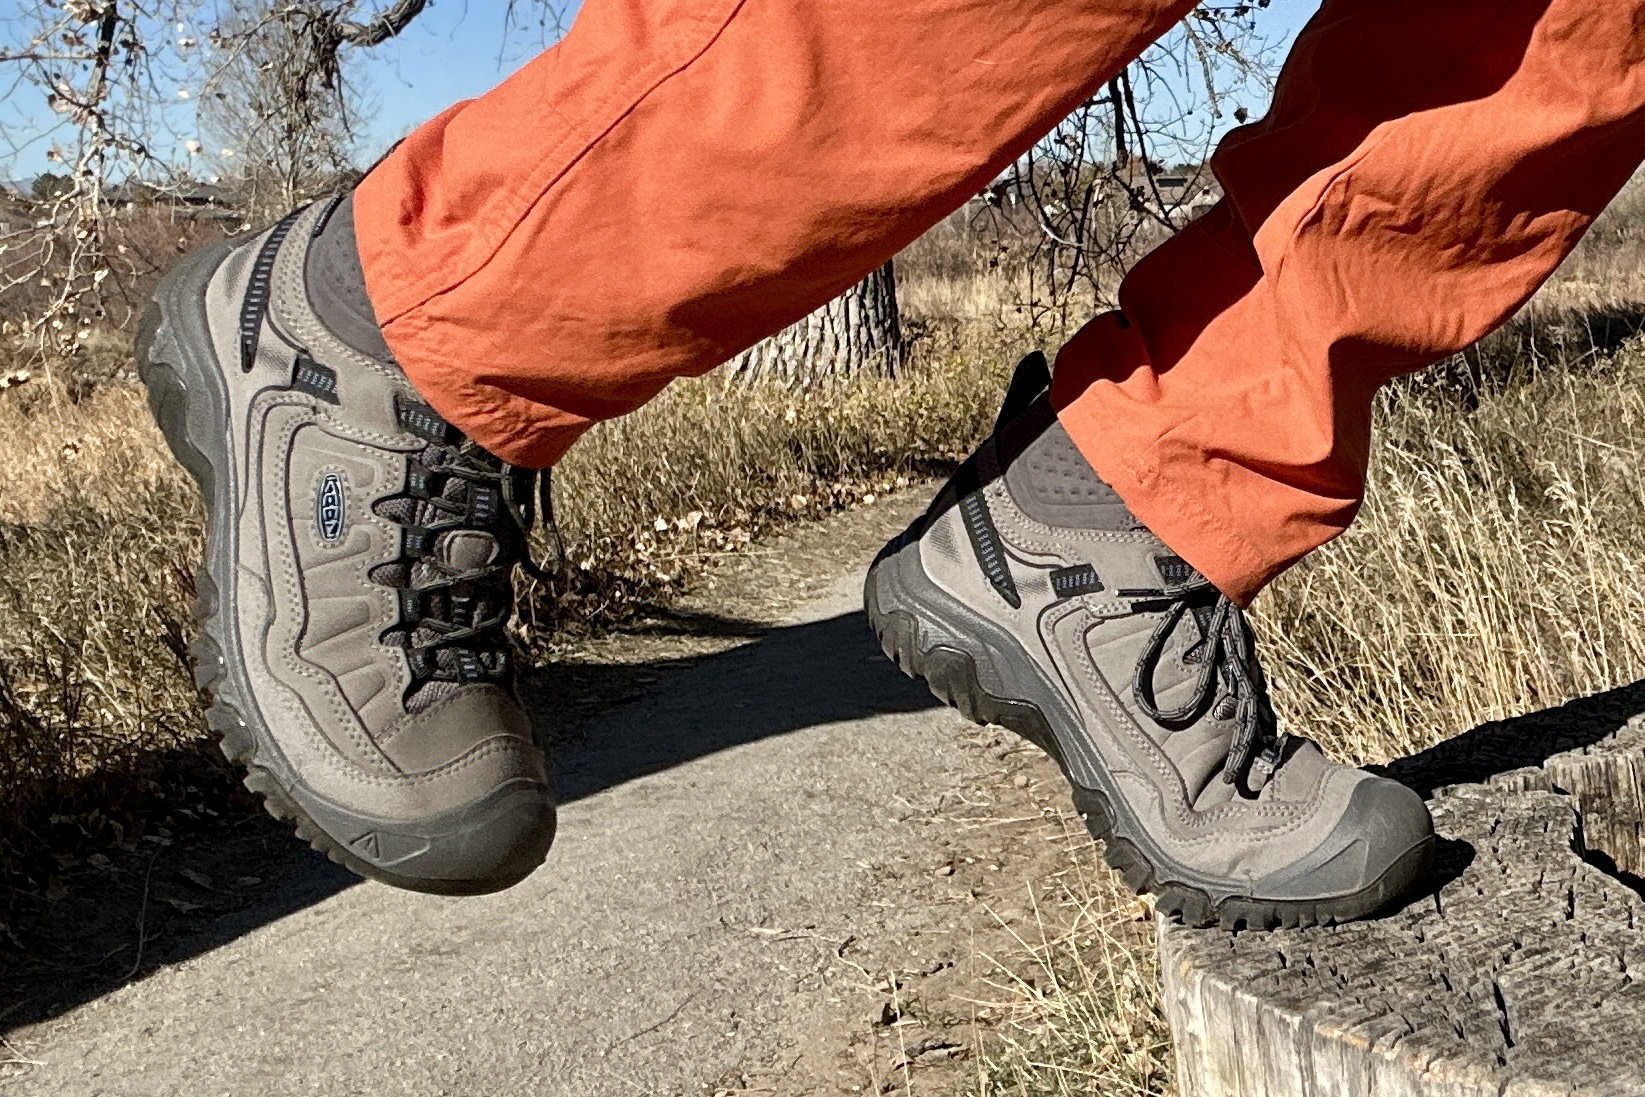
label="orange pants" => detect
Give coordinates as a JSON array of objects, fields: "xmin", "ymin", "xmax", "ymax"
[{"xmin": 354, "ymin": 0, "xmax": 1645, "ymax": 605}]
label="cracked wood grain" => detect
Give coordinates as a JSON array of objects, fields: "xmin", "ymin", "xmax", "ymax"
[{"xmin": 1160, "ymin": 716, "xmax": 1645, "ymax": 1097}]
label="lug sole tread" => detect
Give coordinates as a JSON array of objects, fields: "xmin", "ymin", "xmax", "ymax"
[
  {"xmin": 865, "ymin": 570, "xmax": 1431, "ymax": 930},
  {"xmin": 136, "ymin": 282, "xmax": 545, "ymax": 899}
]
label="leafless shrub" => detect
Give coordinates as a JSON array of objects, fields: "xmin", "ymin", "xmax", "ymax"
[
  {"xmin": 976, "ymin": 4, "xmax": 1283, "ymax": 330},
  {"xmin": 0, "ymin": 1, "xmax": 446, "ymax": 358}
]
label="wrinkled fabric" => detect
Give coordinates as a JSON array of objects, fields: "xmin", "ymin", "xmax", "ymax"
[
  {"xmin": 355, "ymin": 0, "xmax": 1195, "ymax": 465},
  {"xmin": 354, "ymin": 0, "xmax": 1645, "ymax": 604},
  {"xmin": 1053, "ymin": 0, "xmax": 1645, "ymax": 603}
]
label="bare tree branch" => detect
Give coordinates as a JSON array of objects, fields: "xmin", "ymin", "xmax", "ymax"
[
  {"xmin": 983, "ymin": 3, "xmax": 1282, "ymax": 330},
  {"xmin": 337, "ymin": 0, "xmax": 430, "ymax": 47}
]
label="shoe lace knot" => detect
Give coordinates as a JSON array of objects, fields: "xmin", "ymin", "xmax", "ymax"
[
  {"xmin": 373, "ymin": 439, "xmax": 565, "ymax": 691},
  {"xmin": 1131, "ymin": 588, "xmax": 1289, "ymax": 793}
]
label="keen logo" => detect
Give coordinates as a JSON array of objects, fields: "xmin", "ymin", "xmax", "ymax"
[{"xmin": 316, "ymin": 472, "xmax": 347, "ymax": 544}]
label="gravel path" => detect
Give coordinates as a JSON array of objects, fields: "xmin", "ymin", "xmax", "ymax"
[{"xmin": 6, "ymin": 495, "xmax": 1082, "ymax": 1097}]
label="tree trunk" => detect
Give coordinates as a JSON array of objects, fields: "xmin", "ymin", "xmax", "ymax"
[
  {"xmin": 1160, "ymin": 714, "xmax": 1645, "ymax": 1097},
  {"xmin": 730, "ymin": 259, "xmax": 902, "ymax": 385}
]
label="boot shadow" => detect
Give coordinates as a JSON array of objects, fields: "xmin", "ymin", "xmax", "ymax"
[
  {"xmin": 1368, "ymin": 678, "xmax": 1645, "ymax": 897},
  {"xmin": 2, "ymin": 606, "xmax": 939, "ymax": 1035}
]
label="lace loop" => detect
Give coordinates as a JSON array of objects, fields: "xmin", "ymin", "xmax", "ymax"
[
  {"xmin": 375, "ymin": 442, "xmax": 566, "ymax": 688},
  {"xmin": 1130, "ymin": 589, "xmax": 1284, "ymax": 789},
  {"xmin": 501, "ymin": 465, "xmax": 566, "ymax": 582}
]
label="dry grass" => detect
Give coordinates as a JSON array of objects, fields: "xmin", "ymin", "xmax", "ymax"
[
  {"xmin": 1254, "ymin": 177, "xmax": 1645, "ymax": 766},
  {"xmin": 1262, "ymin": 342, "xmax": 1645, "ymax": 766},
  {"xmin": 1532, "ymin": 181, "xmax": 1645, "ymax": 318},
  {"xmin": 535, "ymin": 325, "xmax": 1015, "ymax": 639},
  {"xmin": 897, "ymin": 213, "xmax": 1017, "ymax": 330},
  {"xmin": 0, "ymin": 369, "xmax": 207, "ymax": 876},
  {"xmin": 970, "ymin": 815, "xmax": 1174, "ymax": 1097}
]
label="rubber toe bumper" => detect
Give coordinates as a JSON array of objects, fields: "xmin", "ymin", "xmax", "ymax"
[
  {"xmin": 1254, "ymin": 777, "xmax": 1435, "ymax": 905},
  {"xmin": 284, "ymin": 778, "xmax": 558, "ymax": 897}
]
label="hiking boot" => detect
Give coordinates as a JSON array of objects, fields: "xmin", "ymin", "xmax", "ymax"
[
  {"xmin": 135, "ymin": 197, "xmax": 556, "ymax": 895},
  {"xmin": 865, "ymin": 353, "xmax": 1434, "ymax": 928}
]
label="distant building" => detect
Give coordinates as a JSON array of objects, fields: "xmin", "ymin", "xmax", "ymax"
[
  {"xmin": 169, "ymin": 181, "xmax": 237, "ymax": 213},
  {"xmin": 973, "ymin": 162, "xmax": 1221, "ymax": 222},
  {"xmin": 105, "ymin": 179, "xmax": 241, "ymax": 223}
]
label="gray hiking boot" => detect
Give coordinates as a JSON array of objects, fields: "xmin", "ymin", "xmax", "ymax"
[
  {"xmin": 865, "ymin": 353, "xmax": 1433, "ymax": 928},
  {"xmin": 135, "ymin": 198, "xmax": 556, "ymax": 895}
]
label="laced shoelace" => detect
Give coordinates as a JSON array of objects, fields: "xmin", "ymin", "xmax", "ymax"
[
  {"xmin": 1130, "ymin": 588, "xmax": 1290, "ymax": 793},
  {"xmin": 375, "ymin": 442, "xmax": 565, "ymax": 689}
]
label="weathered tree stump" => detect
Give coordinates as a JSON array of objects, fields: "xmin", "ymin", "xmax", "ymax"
[
  {"xmin": 1160, "ymin": 705, "xmax": 1645, "ymax": 1097},
  {"xmin": 729, "ymin": 260, "xmax": 902, "ymax": 385}
]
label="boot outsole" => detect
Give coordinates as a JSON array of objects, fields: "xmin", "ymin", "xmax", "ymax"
[
  {"xmin": 135, "ymin": 241, "xmax": 553, "ymax": 897},
  {"xmin": 865, "ymin": 565, "xmax": 1432, "ymax": 930}
]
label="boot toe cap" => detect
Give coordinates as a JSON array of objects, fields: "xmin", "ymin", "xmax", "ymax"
[
  {"xmin": 1253, "ymin": 776, "xmax": 1435, "ymax": 911},
  {"xmin": 291, "ymin": 775, "xmax": 557, "ymax": 896}
]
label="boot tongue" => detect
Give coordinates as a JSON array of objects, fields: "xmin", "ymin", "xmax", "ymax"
[
  {"xmin": 306, "ymin": 193, "xmax": 399, "ymax": 364},
  {"xmin": 994, "ymin": 351, "xmax": 1052, "ymax": 429},
  {"xmin": 438, "ymin": 530, "xmax": 500, "ymax": 572},
  {"xmin": 406, "ymin": 443, "xmax": 503, "ymax": 586}
]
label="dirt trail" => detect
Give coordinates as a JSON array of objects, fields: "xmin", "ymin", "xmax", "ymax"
[{"xmin": 4, "ymin": 493, "xmax": 1087, "ymax": 1097}]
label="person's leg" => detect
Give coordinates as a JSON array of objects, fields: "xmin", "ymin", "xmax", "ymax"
[
  {"xmin": 870, "ymin": 0, "xmax": 1645, "ymax": 927},
  {"xmin": 1053, "ymin": 0, "xmax": 1645, "ymax": 605},
  {"xmin": 353, "ymin": 0, "xmax": 1199, "ymax": 468},
  {"xmin": 140, "ymin": 0, "xmax": 1204, "ymax": 894}
]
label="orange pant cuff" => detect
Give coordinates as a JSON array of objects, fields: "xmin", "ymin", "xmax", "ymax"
[{"xmin": 1050, "ymin": 317, "xmax": 1283, "ymax": 607}]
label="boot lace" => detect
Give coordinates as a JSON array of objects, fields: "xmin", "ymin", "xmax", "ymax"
[
  {"xmin": 1130, "ymin": 588, "xmax": 1289, "ymax": 793},
  {"xmin": 373, "ymin": 440, "xmax": 565, "ymax": 695}
]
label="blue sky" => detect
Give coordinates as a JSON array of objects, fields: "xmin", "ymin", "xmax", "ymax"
[
  {"xmin": 355, "ymin": 1, "xmax": 569, "ymax": 161},
  {"xmin": 3, "ymin": 0, "xmax": 1322, "ymax": 180},
  {"xmin": 359, "ymin": 1, "xmax": 1322, "ymax": 161}
]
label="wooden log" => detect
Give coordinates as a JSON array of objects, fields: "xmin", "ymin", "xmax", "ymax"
[{"xmin": 1159, "ymin": 715, "xmax": 1645, "ymax": 1097}]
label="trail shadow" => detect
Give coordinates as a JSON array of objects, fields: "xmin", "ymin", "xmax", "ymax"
[
  {"xmin": 1, "ymin": 606, "xmax": 937, "ymax": 1034},
  {"xmin": 1370, "ymin": 678, "xmax": 1645, "ymax": 897},
  {"xmin": 553, "ymin": 610, "xmax": 940, "ymax": 803},
  {"xmin": 1375, "ymin": 678, "xmax": 1645, "ymax": 796}
]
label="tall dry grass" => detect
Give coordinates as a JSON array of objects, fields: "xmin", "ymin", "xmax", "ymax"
[
  {"xmin": 548, "ymin": 328, "xmax": 1012, "ymax": 603},
  {"xmin": 1254, "ymin": 174, "xmax": 1645, "ymax": 764},
  {"xmin": 1262, "ymin": 344, "xmax": 1645, "ymax": 766},
  {"xmin": 0, "ymin": 379, "xmax": 205, "ymax": 876},
  {"xmin": 896, "ymin": 212, "xmax": 1018, "ymax": 331}
]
